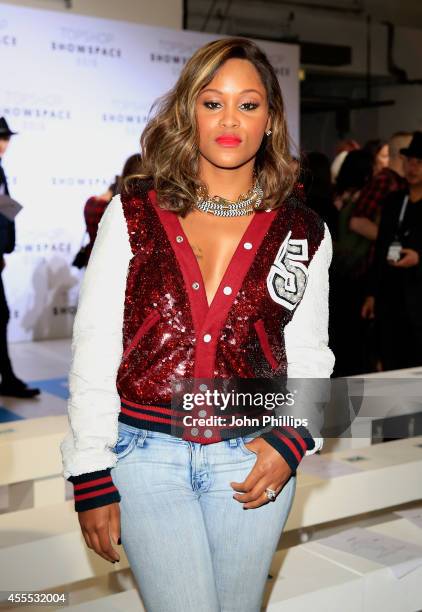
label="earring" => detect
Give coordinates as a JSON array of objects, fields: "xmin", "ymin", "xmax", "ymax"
[{"xmin": 266, "ymin": 129, "xmax": 272, "ymax": 136}]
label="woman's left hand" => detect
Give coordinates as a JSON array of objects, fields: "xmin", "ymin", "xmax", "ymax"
[{"xmin": 230, "ymin": 438, "xmax": 293, "ymax": 509}]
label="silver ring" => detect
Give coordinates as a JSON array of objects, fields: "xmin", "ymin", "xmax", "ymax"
[{"xmin": 265, "ymin": 488, "xmax": 277, "ymax": 501}]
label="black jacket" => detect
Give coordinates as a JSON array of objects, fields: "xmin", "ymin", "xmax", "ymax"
[
  {"xmin": 0, "ymin": 213, "xmax": 15, "ymax": 255},
  {"xmin": 0, "ymin": 158, "xmax": 16, "ymax": 256},
  {"xmin": 372, "ymin": 190, "xmax": 422, "ymax": 324}
]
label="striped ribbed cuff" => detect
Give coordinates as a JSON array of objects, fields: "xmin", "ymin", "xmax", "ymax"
[
  {"xmin": 68, "ymin": 468, "xmax": 121, "ymax": 512},
  {"xmin": 261, "ymin": 426, "xmax": 315, "ymax": 474}
]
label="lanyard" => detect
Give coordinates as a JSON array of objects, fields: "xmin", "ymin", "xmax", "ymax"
[
  {"xmin": 394, "ymin": 195, "xmax": 409, "ymax": 240},
  {"xmin": 398, "ymin": 195, "xmax": 409, "ymax": 227}
]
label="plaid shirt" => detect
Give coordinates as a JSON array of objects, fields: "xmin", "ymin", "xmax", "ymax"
[
  {"xmin": 351, "ymin": 167, "xmax": 407, "ymax": 224},
  {"xmin": 84, "ymin": 196, "xmax": 110, "ymax": 261}
]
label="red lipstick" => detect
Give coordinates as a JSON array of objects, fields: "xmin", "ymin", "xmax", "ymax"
[{"xmin": 215, "ymin": 134, "xmax": 242, "ymax": 147}]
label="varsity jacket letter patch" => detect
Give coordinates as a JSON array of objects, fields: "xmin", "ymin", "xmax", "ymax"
[{"xmin": 266, "ymin": 230, "xmax": 309, "ymax": 311}]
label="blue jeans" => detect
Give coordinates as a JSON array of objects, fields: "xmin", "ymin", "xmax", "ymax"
[{"xmin": 112, "ymin": 421, "xmax": 296, "ymax": 612}]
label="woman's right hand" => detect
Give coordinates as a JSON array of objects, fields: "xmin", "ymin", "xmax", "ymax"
[{"xmin": 78, "ymin": 502, "xmax": 121, "ymax": 563}]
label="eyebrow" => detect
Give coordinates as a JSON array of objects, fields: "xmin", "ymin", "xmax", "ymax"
[{"xmin": 200, "ymin": 88, "xmax": 264, "ymax": 96}]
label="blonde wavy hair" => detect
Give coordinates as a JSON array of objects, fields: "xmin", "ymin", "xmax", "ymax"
[{"xmin": 126, "ymin": 37, "xmax": 297, "ymax": 213}]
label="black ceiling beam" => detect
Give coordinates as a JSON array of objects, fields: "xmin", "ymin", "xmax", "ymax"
[{"xmin": 301, "ymin": 97, "xmax": 395, "ymax": 113}]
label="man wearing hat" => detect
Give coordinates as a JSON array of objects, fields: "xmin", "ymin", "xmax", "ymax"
[
  {"xmin": 0, "ymin": 117, "xmax": 40, "ymax": 397},
  {"xmin": 364, "ymin": 131, "xmax": 422, "ymax": 371}
]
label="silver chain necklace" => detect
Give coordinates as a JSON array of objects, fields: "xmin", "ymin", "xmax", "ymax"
[{"xmin": 194, "ymin": 181, "xmax": 264, "ymax": 217}]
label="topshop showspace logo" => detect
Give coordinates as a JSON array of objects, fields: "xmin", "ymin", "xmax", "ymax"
[
  {"xmin": 268, "ymin": 53, "xmax": 291, "ymax": 78},
  {"xmin": 101, "ymin": 112, "xmax": 148, "ymax": 125},
  {"xmin": 101, "ymin": 98, "xmax": 150, "ymax": 126},
  {"xmin": 13, "ymin": 305, "xmax": 79, "ymax": 318},
  {"xmin": 157, "ymin": 38, "xmax": 200, "ymax": 57},
  {"xmin": 53, "ymin": 305, "xmax": 77, "ymax": 317},
  {"xmin": 51, "ymin": 27, "xmax": 122, "ymax": 60},
  {"xmin": 150, "ymin": 52, "xmax": 189, "ymax": 66},
  {"xmin": 1, "ymin": 106, "xmax": 71, "ymax": 121},
  {"xmin": 149, "ymin": 38, "xmax": 201, "ymax": 74},
  {"xmin": 0, "ymin": 90, "xmax": 71, "ymax": 126},
  {"xmin": 273, "ymin": 65, "xmax": 291, "ymax": 78},
  {"xmin": 14, "ymin": 242, "xmax": 72, "ymax": 255},
  {"xmin": 111, "ymin": 97, "xmax": 148, "ymax": 113},
  {"xmin": 0, "ymin": 19, "xmax": 18, "ymax": 47},
  {"xmin": 51, "ymin": 177, "xmax": 110, "ymax": 188}
]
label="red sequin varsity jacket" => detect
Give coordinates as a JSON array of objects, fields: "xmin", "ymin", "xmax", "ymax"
[{"xmin": 61, "ymin": 182, "xmax": 335, "ymax": 512}]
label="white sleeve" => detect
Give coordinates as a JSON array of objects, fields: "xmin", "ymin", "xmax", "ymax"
[
  {"xmin": 60, "ymin": 194, "xmax": 133, "ymax": 479},
  {"xmin": 284, "ymin": 223, "xmax": 335, "ymax": 455}
]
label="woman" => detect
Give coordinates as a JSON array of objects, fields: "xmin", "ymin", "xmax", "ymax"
[
  {"xmin": 83, "ymin": 153, "xmax": 142, "ymax": 263},
  {"xmin": 363, "ymin": 138, "xmax": 389, "ymax": 176},
  {"xmin": 333, "ymin": 148, "xmax": 373, "ymax": 213},
  {"xmin": 61, "ymin": 38, "xmax": 334, "ymax": 612}
]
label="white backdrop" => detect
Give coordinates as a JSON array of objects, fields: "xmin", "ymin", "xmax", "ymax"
[{"xmin": 0, "ymin": 1, "xmax": 299, "ymax": 341}]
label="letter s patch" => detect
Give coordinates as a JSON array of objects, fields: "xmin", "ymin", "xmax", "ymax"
[{"xmin": 266, "ymin": 231, "xmax": 308, "ymax": 311}]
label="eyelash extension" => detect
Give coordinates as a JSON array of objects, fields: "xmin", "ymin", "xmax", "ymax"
[
  {"xmin": 203, "ymin": 101, "xmax": 260, "ymax": 110},
  {"xmin": 242, "ymin": 102, "xmax": 260, "ymax": 110}
]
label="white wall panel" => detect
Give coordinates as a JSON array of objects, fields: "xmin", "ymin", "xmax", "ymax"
[{"xmin": 0, "ymin": 2, "xmax": 299, "ymax": 341}]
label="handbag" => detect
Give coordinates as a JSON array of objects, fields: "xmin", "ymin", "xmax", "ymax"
[{"xmin": 72, "ymin": 230, "xmax": 90, "ymax": 269}]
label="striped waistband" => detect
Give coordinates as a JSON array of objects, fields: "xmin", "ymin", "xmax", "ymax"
[{"xmin": 118, "ymin": 397, "xmax": 271, "ymax": 444}]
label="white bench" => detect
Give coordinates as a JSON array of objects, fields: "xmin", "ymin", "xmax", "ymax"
[
  {"xmin": 65, "ymin": 546, "xmax": 363, "ymax": 612},
  {"xmin": 1, "ymin": 416, "xmax": 422, "ymax": 610},
  {"xmin": 0, "ymin": 416, "xmax": 68, "ymax": 511},
  {"xmin": 285, "ymin": 435, "xmax": 422, "ymax": 531},
  {"xmin": 0, "ymin": 437, "xmax": 420, "ymax": 597},
  {"xmin": 64, "ymin": 514, "xmax": 422, "ymax": 612},
  {"xmin": 0, "ymin": 500, "xmax": 129, "ymax": 594},
  {"xmin": 303, "ymin": 515, "xmax": 422, "ymax": 612},
  {"xmin": 66, "ymin": 589, "xmax": 144, "ymax": 611}
]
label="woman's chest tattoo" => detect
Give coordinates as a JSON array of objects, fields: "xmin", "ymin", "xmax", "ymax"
[{"xmin": 192, "ymin": 244, "xmax": 203, "ymax": 259}]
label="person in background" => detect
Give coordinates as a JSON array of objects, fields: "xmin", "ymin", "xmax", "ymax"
[
  {"xmin": 332, "ymin": 149, "xmax": 374, "ymax": 282},
  {"xmin": 0, "ymin": 117, "xmax": 40, "ymax": 398},
  {"xmin": 334, "ymin": 139, "xmax": 360, "ymax": 156},
  {"xmin": 115, "ymin": 153, "xmax": 142, "ymax": 195},
  {"xmin": 362, "ymin": 131, "xmax": 422, "ymax": 371},
  {"xmin": 84, "ymin": 154, "xmax": 142, "ymax": 263},
  {"xmin": 349, "ymin": 132, "xmax": 412, "ymax": 244},
  {"xmin": 333, "ymin": 149, "xmax": 373, "ymax": 212},
  {"xmin": 363, "ymin": 139, "xmax": 389, "ymax": 176},
  {"xmin": 343, "ymin": 134, "xmax": 412, "ymax": 372},
  {"xmin": 330, "ymin": 138, "xmax": 360, "ymax": 183},
  {"xmin": 330, "ymin": 149, "xmax": 374, "ymax": 376},
  {"xmin": 83, "ymin": 182, "xmax": 117, "ymax": 263},
  {"xmin": 302, "ymin": 151, "xmax": 338, "ymax": 238}
]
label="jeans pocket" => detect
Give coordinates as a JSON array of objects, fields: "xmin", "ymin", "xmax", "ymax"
[
  {"xmin": 238, "ymin": 436, "xmax": 258, "ymax": 457},
  {"xmin": 113, "ymin": 428, "xmax": 140, "ymax": 460}
]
